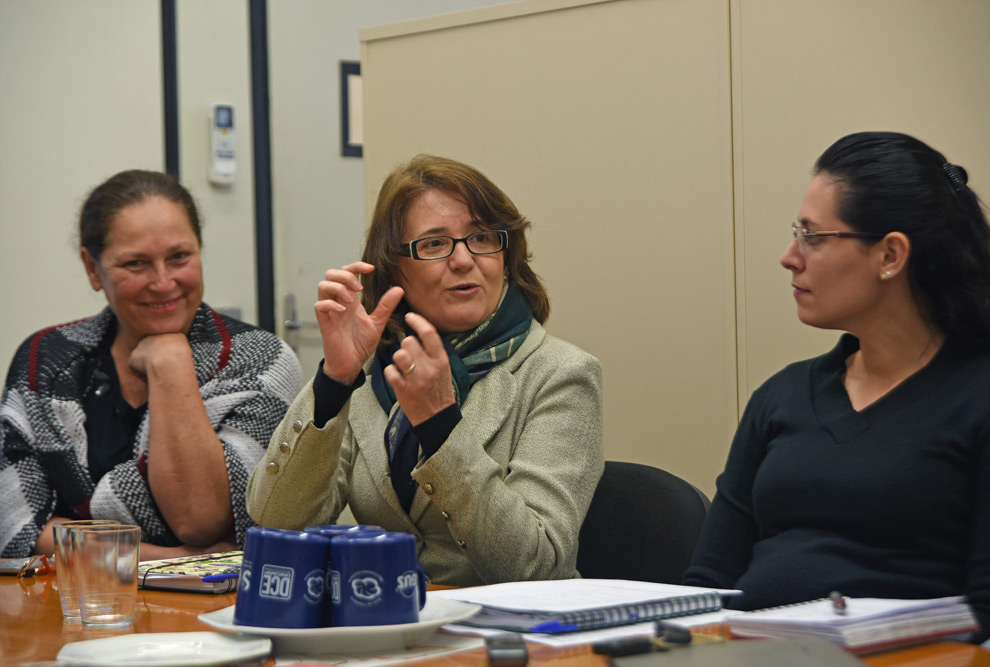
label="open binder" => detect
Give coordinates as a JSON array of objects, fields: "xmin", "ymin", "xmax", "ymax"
[
  {"xmin": 138, "ymin": 551, "xmax": 242, "ymax": 593},
  {"xmin": 433, "ymin": 579, "xmax": 734, "ymax": 633},
  {"xmin": 726, "ymin": 595, "xmax": 978, "ymax": 654}
]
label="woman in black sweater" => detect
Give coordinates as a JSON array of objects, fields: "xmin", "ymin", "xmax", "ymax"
[{"xmin": 684, "ymin": 131, "xmax": 990, "ymax": 640}]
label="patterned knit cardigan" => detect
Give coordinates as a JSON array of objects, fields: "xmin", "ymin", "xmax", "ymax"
[{"xmin": 0, "ymin": 304, "xmax": 302, "ymax": 557}]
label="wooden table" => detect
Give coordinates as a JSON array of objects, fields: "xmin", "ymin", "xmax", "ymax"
[{"xmin": 3, "ymin": 573, "xmax": 989, "ymax": 666}]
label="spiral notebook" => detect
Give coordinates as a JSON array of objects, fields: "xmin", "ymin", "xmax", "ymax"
[
  {"xmin": 726, "ymin": 595, "xmax": 978, "ymax": 654},
  {"xmin": 138, "ymin": 551, "xmax": 242, "ymax": 593},
  {"xmin": 432, "ymin": 579, "xmax": 736, "ymax": 633}
]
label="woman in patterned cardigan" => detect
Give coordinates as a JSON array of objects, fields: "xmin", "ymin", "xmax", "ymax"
[{"xmin": 0, "ymin": 170, "xmax": 302, "ymax": 559}]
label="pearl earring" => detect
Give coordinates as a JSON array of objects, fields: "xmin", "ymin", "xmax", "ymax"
[{"xmin": 880, "ymin": 271, "xmax": 892, "ymax": 280}]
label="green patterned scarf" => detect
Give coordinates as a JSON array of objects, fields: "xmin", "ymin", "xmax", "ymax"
[{"xmin": 372, "ymin": 279, "xmax": 533, "ymax": 412}]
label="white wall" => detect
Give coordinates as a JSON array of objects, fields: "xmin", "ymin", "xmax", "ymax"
[
  {"xmin": 0, "ymin": 0, "xmax": 162, "ymax": 377},
  {"xmin": 176, "ymin": 0, "xmax": 258, "ymax": 325}
]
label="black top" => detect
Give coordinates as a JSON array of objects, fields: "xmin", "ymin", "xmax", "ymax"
[
  {"xmin": 81, "ymin": 342, "xmax": 146, "ymax": 483},
  {"xmin": 51, "ymin": 333, "xmax": 146, "ymax": 519},
  {"xmin": 683, "ymin": 334, "xmax": 990, "ymax": 640}
]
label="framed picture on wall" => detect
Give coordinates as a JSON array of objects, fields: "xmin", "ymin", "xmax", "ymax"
[{"xmin": 340, "ymin": 60, "xmax": 362, "ymax": 158}]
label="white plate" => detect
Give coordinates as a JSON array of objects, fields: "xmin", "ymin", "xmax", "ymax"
[
  {"xmin": 197, "ymin": 594, "xmax": 481, "ymax": 654},
  {"xmin": 57, "ymin": 632, "xmax": 272, "ymax": 666}
]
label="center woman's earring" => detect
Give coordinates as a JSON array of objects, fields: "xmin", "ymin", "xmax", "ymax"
[{"xmin": 880, "ymin": 270, "xmax": 892, "ymax": 280}]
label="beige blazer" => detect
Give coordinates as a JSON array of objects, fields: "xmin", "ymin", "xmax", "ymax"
[{"xmin": 246, "ymin": 320, "xmax": 604, "ymax": 586}]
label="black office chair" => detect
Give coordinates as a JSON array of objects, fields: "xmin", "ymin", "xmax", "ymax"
[{"xmin": 576, "ymin": 460, "xmax": 711, "ymax": 584}]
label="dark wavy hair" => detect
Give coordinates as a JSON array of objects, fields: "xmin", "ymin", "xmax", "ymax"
[
  {"xmin": 79, "ymin": 169, "xmax": 202, "ymax": 260},
  {"xmin": 814, "ymin": 131, "xmax": 990, "ymax": 348},
  {"xmin": 361, "ymin": 154, "xmax": 550, "ymax": 344}
]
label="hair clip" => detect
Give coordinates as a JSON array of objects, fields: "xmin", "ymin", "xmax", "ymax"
[{"xmin": 942, "ymin": 163, "xmax": 968, "ymax": 191}]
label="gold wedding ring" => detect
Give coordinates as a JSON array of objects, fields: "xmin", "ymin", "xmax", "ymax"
[{"xmin": 405, "ymin": 362, "xmax": 416, "ymax": 375}]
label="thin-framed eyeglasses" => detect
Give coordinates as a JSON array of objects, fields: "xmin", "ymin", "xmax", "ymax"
[
  {"xmin": 397, "ymin": 229, "xmax": 509, "ymax": 260},
  {"xmin": 791, "ymin": 222, "xmax": 884, "ymax": 252}
]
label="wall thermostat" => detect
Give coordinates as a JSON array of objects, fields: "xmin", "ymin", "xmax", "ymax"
[{"xmin": 209, "ymin": 104, "xmax": 236, "ymax": 185}]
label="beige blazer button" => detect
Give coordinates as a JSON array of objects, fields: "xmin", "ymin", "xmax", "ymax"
[
  {"xmin": 440, "ymin": 511, "xmax": 450, "ymax": 521},
  {"xmin": 423, "ymin": 483, "xmax": 435, "ymax": 495},
  {"xmin": 278, "ymin": 442, "xmax": 290, "ymax": 454},
  {"xmin": 456, "ymin": 539, "xmax": 467, "ymax": 549},
  {"xmin": 266, "ymin": 462, "xmax": 279, "ymax": 474},
  {"xmin": 292, "ymin": 420, "xmax": 303, "ymax": 433}
]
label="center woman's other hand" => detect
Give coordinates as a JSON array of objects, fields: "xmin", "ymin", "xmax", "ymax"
[
  {"xmin": 385, "ymin": 312, "xmax": 456, "ymax": 425},
  {"xmin": 315, "ymin": 262, "xmax": 404, "ymax": 385}
]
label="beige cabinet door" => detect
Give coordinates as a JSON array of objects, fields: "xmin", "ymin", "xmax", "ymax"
[{"xmin": 733, "ymin": 0, "xmax": 990, "ymax": 398}]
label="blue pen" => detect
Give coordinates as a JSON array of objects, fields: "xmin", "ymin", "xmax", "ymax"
[
  {"xmin": 201, "ymin": 572, "xmax": 240, "ymax": 582},
  {"xmin": 529, "ymin": 620, "xmax": 580, "ymax": 633}
]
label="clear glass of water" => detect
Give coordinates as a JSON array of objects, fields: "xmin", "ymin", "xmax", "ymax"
[
  {"xmin": 53, "ymin": 519, "xmax": 119, "ymax": 619},
  {"xmin": 71, "ymin": 524, "xmax": 141, "ymax": 626}
]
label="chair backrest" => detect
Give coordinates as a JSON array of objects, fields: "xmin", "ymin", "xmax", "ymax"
[{"xmin": 576, "ymin": 460, "xmax": 710, "ymax": 584}]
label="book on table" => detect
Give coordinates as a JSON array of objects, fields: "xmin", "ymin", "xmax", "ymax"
[
  {"xmin": 431, "ymin": 579, "xmax": 737, "ymax": 633},
  {"xmin": 726, "ymin": 595, "xmax": 978, "ymax": 654},
  {"xmin": 138, "ymin": 551, "xmax": 242, "ymax": 593}
]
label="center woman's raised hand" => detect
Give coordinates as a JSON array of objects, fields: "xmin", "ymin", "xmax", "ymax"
[
  {"xmin": 315, "ymin": 262, "xmax": 404, "ymax": 385},
  {"xmin": 384, "ymin": 312, "xmax": 456, "ymax": 425}
]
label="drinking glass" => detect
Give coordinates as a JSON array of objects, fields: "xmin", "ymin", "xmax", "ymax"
[
  {"xmin": 71, "ymin": 524, "xmax": 141, "ymax": 626},
  {"xmin": 53, "ymin": 519, "xmax": 118, "ymax": 619}
]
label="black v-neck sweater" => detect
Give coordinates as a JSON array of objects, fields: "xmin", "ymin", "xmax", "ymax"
[{"xmin": 685, "ymin": 334, "xmax": 990, "ymax": 639}]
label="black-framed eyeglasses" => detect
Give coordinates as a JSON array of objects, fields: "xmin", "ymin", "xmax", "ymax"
[
  {"xmin": 791, "ymin": 222, "xmax": 884, "ymax": 251},
  {"xmin": 397, "ymin": 229, "xmax": 509, "ymax": 260}
]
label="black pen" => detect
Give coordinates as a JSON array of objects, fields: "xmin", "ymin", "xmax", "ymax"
[{"xmin": 829, "ymin": 591, "xmax": 847, "ymax": 615}]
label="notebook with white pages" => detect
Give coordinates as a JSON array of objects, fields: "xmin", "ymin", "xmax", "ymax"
[
  {"xmin": 726, "ymin": 595, "xmax": 977, "ymax": 654},
  {"xmin": 433, "ymin": 579, "xmax": 740, "ymax": 633}
]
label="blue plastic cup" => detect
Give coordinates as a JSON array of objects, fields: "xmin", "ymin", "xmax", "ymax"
[
  {"xmin": 329, "ymin": 531, "xmax": 426, "ymax": 626},
  {"xmin": 233, "ymin": 527, "xmax": 331, "ymax": 628}
]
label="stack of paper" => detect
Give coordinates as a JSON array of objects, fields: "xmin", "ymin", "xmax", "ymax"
[{"xmin": 726, "ymin": 596, "xmax": 977, "ymax": 653}]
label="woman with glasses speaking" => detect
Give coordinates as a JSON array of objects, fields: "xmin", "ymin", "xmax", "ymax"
[
  {"xmin": 247, "ymin": 155, "xmax": 603, "ymax": 585},
  {"xmin": 684, "ymin": 132, "xmax": 990, "ymax": 640}
]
